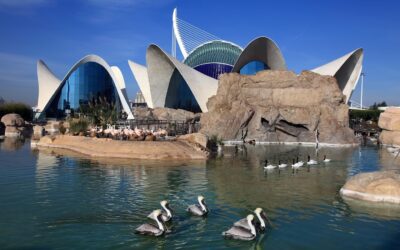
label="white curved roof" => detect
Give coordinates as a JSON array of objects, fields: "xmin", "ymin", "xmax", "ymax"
[
  {"xmin": 37, "ymin": 60, "xmax": 61, "ymax": 112},
  {"xmin": 129, "ymin": 44, "xmax": 218, "ymax": 112},
  {"xmin": 312, "ymin": 48, "xmax": 363, "ymax": 103},
  {"xmin": 128, "ymin": 60, "xmax": 154, "ymax": 108},
  {"xmin": 37, "ymin": 54, "xmax": 134, "ymax": 119},
  {"xmin": 232, "ymin": 36, "xmax": 287, "ymax": 72}
]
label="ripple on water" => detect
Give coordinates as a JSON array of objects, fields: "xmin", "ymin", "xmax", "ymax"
[{"xmin": 1, "ymin": 142, "xmax": 400, "ymax": 249}]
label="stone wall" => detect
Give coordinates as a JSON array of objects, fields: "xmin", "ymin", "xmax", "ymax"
[
  {"xmin": 378, "ymin": 107, "xmax": 400, "ymax": 146},
  {"xmin": 200, "ymin": 70, "xmax": 357, "ymax": 144}
]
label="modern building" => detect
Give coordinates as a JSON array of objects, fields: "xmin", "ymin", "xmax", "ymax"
[
  {"xmin": 36, "ymin": 55, "xmax": 134, "ymax": 120},
  {"xmin": 129, "ymin": 8, "xmax": 363, "ymax": 113}
]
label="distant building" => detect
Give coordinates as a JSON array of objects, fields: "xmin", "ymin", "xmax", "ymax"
[
  {"xmin": 130, "ymin": 91, "xmax": 147, "ymax": 108},
  {"xmin": 129, "ymin": 8, "xmax": 364, "ymax": 113}
]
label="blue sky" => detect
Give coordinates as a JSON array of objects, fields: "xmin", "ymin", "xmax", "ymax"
[{"xmin": 0, "ymin": 0, "xmax": 399, "ymax": 106}]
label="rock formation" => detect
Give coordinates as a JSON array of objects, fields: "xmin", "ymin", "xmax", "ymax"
[
  {"xmin": 0, "ymin": 113, "xmax": 28, "ymax": 137},
  {"xmin": 340, "ymin": 171, "xmax": 400, "ymax": 204},
  {"xmin": 200, "ymin": 70, "xmax": 357, "ymax": 144},
  {"xmin": 378, "ymin": 107, "xmax": 400, "ymax": 146},
  {"xmin": 133, "ymin": 107, "xmax": 199, "ymax": 122}
]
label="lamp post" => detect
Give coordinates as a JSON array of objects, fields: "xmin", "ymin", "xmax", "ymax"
[{"xmin": 360, "ymin": 72, "xmax": 365, "ymax": 109}]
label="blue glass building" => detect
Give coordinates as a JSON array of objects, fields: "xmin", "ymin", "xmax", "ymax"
[
  {"xmin": 184, "ymin": 41, "xmax": 243, "ymax": 79},
  {"xmin": 239, "ymin": 60, "xmax": 270, "ymax": 75},
  {"xmin": 164, "ymin": 69, "xmax": 201, "ymax": 113},
  {"xmin": 44, "ymin": 62, "xmax": 120, "ymax": 118}
]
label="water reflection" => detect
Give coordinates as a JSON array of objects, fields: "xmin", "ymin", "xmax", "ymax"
[
  {"xmin": 0, "ymin": 137, "xmax": 26, "ymax": 151},
  {"xmin": 1, "ymin": 141, "xmax": 400, "ymax": 249},
  {"xmin": 208, "ymin": 145, "xmax": 356, "ymax": 212}
]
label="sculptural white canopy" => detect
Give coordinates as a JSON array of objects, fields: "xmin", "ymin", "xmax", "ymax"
[
  {"xmin": 312, "ymin": 48, "xmax": 364, "ymax": 103},
  {"xmin": 129, "ymin": 45, "xmax": 218, "ymax": 112}
]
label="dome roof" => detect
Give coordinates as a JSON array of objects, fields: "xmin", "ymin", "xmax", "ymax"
[{"xmin": 184, "ymin": 40, "xmax": 243, "ymax": 68}]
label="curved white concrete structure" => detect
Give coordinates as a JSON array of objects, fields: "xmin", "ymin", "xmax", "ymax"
[
  {"xmin": 128, "ymin": 61, "xmax": 153, "ymax": 108},
  {"xmin": 37, "ymin": 60, "xmax": 61, "ymax": 112},
  {"xmin": 37, "ymin": 54, "xmax": 134, "ymax": 119},
  {"xmin": 232, "ymin": 37, "xmax": 287, "ymax": 72},
  {"xmin": 129, "ymin": 45, "xmax": 218, "ymax": 112},
  {"xmin": 312, "ymin": 48, "xmax": 364, "ymax": 103}
]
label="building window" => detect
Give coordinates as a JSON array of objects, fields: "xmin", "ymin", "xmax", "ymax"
[{"xmin": 239, "ymin": 60, "xmax": 269, "ymax": 75}]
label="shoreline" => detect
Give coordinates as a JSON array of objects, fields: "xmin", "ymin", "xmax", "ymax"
[
  {"xmin": 35, "ymin": 135, "xmax": 208, "ymax": 161},
  {"xmin": 223, "ymin": 140, "xmax": 359, "ymax": 147}
]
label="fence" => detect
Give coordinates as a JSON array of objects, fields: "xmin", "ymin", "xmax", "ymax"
[{"xmin": 115, "ymin": 120, "xmax": 201, "ymax": 136}]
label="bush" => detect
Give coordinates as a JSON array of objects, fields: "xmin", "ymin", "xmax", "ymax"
[
  {"xmin": 69, "ymin": 118, "xmax": 89, "ymax": 135},
  {"xmin": 0, "ymin": 102, "xmax": 33, "ymax": 121},
  {"xmin": 349, "ymin": 109, "xmax": 382, "ymax": 122}
]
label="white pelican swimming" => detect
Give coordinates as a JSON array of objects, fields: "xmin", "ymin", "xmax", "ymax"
[
  {"xmin": 223, "ymin": 214, "xmax": 257, "ymax": 241},
  {"xmin": 233, "ymin": 208, "xmax": 268, "ymax": 232},
  {"xmin": 187, "ymin": 195, "xmax": 208, "ymax": 216},
  {"xmin": 135, "ymin": 209, "xmax": 166, "ymax": 236},
  {"xmin": 148, "ymin": 200, "xmax": 172, "ymax": 222}
]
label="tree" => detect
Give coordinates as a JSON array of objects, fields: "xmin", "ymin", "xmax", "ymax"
[
  {"xmin": 0, "ymin": 97, "xmax": 4, "ymax": 105},
  {"xmin": 370, "ymin": 101, "xmax": 387, "ymax": 110}
]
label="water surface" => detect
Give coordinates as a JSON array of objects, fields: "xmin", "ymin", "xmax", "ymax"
[{"xmin": 1, "ymin": 138, "xmax": 400, "ymax": 249}]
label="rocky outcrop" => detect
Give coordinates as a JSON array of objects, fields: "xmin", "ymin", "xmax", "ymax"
[
  {"xmin": 133, "ymin": 107, "xmax": 199, "ymax": 122},
  {"xmin": 340, "ymin": 171, "xmax": 400, "ymax": 204},
  {"xmin": 379, "ymin": 108, "xmax": 400, "ymax": 146},
  {"xmin": 200, "ymin": 70, "xmax": 356, "ymax": 144},
  {"xmin": 177, "ymin": 133, "xmax": 209, "ymax": 150},
  {"xmin": 0, "ymin": 113, "xmax": 27, "ymax": 137}
]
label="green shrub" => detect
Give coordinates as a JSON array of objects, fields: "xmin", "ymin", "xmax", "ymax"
[
  {"xmin": 349, "ymin": 109, "xmax": 382, "ymax": 122},
  {"xmin": 0, "ymin": 102, "xmax": 33, "ymax": 121},
  {"xmin": 69, "ymin": 118, "xmax": 89, "ymax": 135}
]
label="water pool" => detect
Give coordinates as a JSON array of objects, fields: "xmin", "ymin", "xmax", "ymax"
[{"xmin": 1, "ymin": 138, "xmax": 400, "ymax": 249}]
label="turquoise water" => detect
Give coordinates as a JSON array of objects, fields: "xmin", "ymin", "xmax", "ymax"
[{"xmin": 1, "ymin": 138, "xmax": 400, "ymax": 249}]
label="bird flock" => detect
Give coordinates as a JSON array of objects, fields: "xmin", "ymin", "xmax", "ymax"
[
  {"xmin": 135, "ymin": 195, "xmax": 270, "ymax": 241},
  {"xmin": 264, "ymin": 155, "xmax": 331, "ymax": 171},
  {"xmin": 88, "ymin": 125, "xmax": 168, "ymax": 140}
]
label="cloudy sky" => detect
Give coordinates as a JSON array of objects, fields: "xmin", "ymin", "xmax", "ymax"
[{"xmin": 0, "ymin": 0, "xmax": 399, "ymax": 106}]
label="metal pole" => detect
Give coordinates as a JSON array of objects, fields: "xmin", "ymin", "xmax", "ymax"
[{"xmin": 360, "ymin": 73, "xmax": 364, "ymax": 109}]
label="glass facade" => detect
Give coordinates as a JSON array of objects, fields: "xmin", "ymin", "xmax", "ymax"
[
  {"xmin": 194, "ymin": 63, "xmax": 233, "ymax": 79},
  {"xmin": 239, "ymin": 60, "xmax": 270, "ymax": 75},
  {"xmin": 44, "ymin": 62, "xmax": 120, "ymax": 118},
  {"xmin": 165, "ymin": 69, "xmax": 201, "ymax": 113},
  {"xmin": 184, "ymin": 40, "xmax": 242, "ymax": 80}
]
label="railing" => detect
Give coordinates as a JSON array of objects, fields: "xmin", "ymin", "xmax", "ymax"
[{"xmin": 115, "ymin": 120, "xmax": 201, "ymax": 136}]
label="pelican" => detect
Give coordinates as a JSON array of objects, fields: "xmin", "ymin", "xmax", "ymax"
[
  {"xmin": 278, "ymin": 160, "xmax": 287, "ymax": 169},
  {"xmin": 264, "ymin": 160, "xmax": 277, "ymax": 170},
  {"xmin": 223, "ymin": 214, "xmax": 257, "ymax": 241},
  {"xmin": 233, "ymin": 208, "xmax": 268, "ymax": 232},
  {"xmin": 323, "ymin": 155, "xmax": 331, "ymax": 162},
  {"xmin": 148, "ymin": 200, "xmax": 172, "ymax": 222},
  {"xmin": 135, "ymin": 209, "xmax": 166, "ymax": 236},
  {"xmin": 307, "ymin": 155, "xmax": 318, "ymax": 165},
  {"xmin": 187, "ymin": 195, "xmax": 208, "ymax": 216}
]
